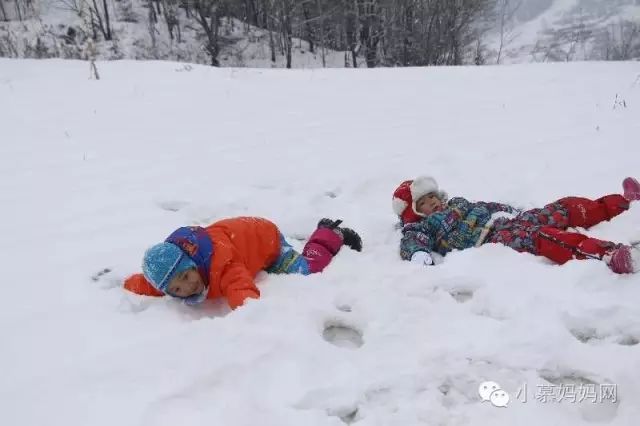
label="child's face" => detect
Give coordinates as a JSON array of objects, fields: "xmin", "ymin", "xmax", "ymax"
[
  {"xmin": 415, "ymin": 193, "xmax": 444, "ymax": 216},
  {"xmin": 167, "ymin": 268, "xmax": 205, "ymax": 298}
]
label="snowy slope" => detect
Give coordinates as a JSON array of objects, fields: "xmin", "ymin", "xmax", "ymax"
[
  {"xmin": 3, "ymin": 0, "xmax": 639, "ymax": 66},
  {"xmin": 0, "ymin": 0, "xmax": 355, "ymax": 68},
  {"xmin": 1, "ymin": 59, "xmax": 640, "ymax": 426},
  {"xmin": 491, "ymin": 0, "xmax": 640, "ymax": 63}
]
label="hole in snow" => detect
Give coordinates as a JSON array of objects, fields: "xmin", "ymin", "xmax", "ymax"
[
  {"xmin": 569, "ymin": 327, "xmax": 599, "ymax": 344},
  {"xmin": 438, "ymin": 382, "xmax": 451, "ymax": 396},
  {"xmin": 157, "ymin": 200, "xmax": 189, "ymax": 212},
  {"xmin": 338, "ymin": 408, "xmax": 358, "ymax": 424},
  {"xmin": 325, "ymin": 191, "xmax": 338, "ymax": 199},
  {"xmin": 289, "ymin": 233, "xmax": 307, "ymax": 242},
  {"xmin": 336, "ymin": 304, "xmax": 352, "ymax": 313},
  {"xmin": 325, "ymin": 405, "xmax": 359, "ymax": 425},
  {"xmin": 449, "ymin": 289, "xmax": 474, "ymax": 303},
  {"xmin": 323, "ymin": 322, "xmax": 363, "ymax": 349},
  {"xmin": 538, "ymin": 370, "xmax": 599, "ymax": 387},
  {"xmin": 539, "ymin": 369, "xmax": 621, "ymax": 423},
  {"xmin": 569, "ymin": 328, "xmax": 639, "ymax": 346},
  {"xmin": 616, "ymin": 335, "xmax": 639, "ymax": 346},
  {"xmin": 91, "ymin": 267, "xmax": 112, "ymax": 282}
]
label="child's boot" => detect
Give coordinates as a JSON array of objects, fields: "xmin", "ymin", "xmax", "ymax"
[
  {"xmin": 623, "ymin": 177, "xmax": 640, "ymax": 201},
  {"xmin": 318, "ymin": 218, "xmax": 363, "ymax": 252},
  {"xmin": 606, "ymin": 245, "xmax": 640, "ymax": 274},
  {"xmin": 301, "ymin": 222, "xmax": 345, "ymax": 273}
]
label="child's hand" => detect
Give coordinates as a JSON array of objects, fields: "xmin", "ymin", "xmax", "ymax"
[{"xmin": 411, "ymin": 251, "xmax": 434, "ymax": 266}]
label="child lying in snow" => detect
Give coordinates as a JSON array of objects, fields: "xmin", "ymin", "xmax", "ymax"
[
  {"xmin": 392, "ymin": 176, "xmax": 640, "ymax": 274},
  {"xmin": 124, "ymin": 217, "xmax": 362, "ymax": 309}
]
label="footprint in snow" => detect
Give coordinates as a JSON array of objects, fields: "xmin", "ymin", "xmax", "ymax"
[
  {"xmin": 431, "ymin": 276, "xmax": 479, "ymax": 303},
  {"xmin": 117, "ymin": 297, "xmax": 153, "ymax": 314},
  {"xmin": 336, "ymin": 304, "xmax": 352, "ymax": 313},
  {"xmin": 569, "ymin": 327, "xmax": 639, "ymax": 346},
  {"xmin": 288, "ymin": 233, "xmax": 308, "ymax": 242},
  {"xmin": 324, "ymin": 190, "xmax": 339, "ymax": 199},
  {"xmin": 616, "ymin": 335, "xmax": 640, "ymax": 346},
  {"xmin": 90, "ymin": 267, "xmax": 125, "ymax": 290},
  {"xmin": 91, "ymin": 267, "xmax": 112, "ymax": 282},
  {"xmin": 294, "ymin": 388, "xmax": 360, "ymax": 425},
  {"xmin": 156, "ymin": 200, "xmax": 189, "ymax": 212},
  {"xmin": 251, "ymin": 184, "xmax": 275, "ymax": 190},
  {"xmin": 323, "ymin": 320, "xmax": 364, "ymax": 349},
  {"xmin": 538, "ymin": 368, "xmax": 619, "ymax": 422},
  {"xmin": 539, "ymin": 369, "xmax": 601, "ymax": 387},
  {"xmin": 337, "ymin": 408, "xmax": 358, "ymax": 424},
  {"xmin": 448, "ymin": 288, "xmax": 474, "ymax": 303}
]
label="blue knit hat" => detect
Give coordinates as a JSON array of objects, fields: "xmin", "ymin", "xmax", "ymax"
[{"xmin": 142, "ymin": 242, "xmax": 197, "ymax": 294}]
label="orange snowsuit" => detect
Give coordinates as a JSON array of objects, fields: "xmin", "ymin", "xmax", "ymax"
[{"xmin": 124, "ymin": 217, "xmax": 281, "ymax": 309}]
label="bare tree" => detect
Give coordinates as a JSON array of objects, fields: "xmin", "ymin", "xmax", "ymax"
[
  {"xmin": 148, "ymin": 0, "xmax": 159, "ymax": 57},
  {"xmin": 597, "ymin": 20, "xmax": 640, "ymax": 61},
  {"xmin": 280, "ymin": 0, "xmax": 293, "ymax": 68},
  {"xmin": 14, "ymin": 0, "xmax": 23, "ymax": 21},
  {"xmin": 87, "ymin": 38, "xmax": 100, "ymax": 79},
  {"xmin": 616, "ymin": 20, "xmax": 640, "ymax": 60},
  {"xmin": 0, "ymin": 0, "xmax": 8, "ymax": 21},
  {"xmin": 59, "ymin": 0, "xmax": 113, "ymax": 41},
  {"xmin": 257, "ymin": 0, "xmax": 277, "ymax": 63},
  {"xmin": 496, "ymin": 0, "xmax": 522, "ymax": 64},
  {"xmin": 315, "ymin": 0, "xmax": 327, "ymax": 66},
  {"xmin": 191, "ymin": 0, "xmax": 224, "ymax": 66},
  {"xmin": 358, "ymin": 0, "xmax": 380, "ymax": 67},
  {"xmin": 161, "ymin": 0, "xmax": 181, "ymax": 42},
  {"xmin": 243, "ymin": 0, "xmax": 259, "ymax": 25},
  {"xmin": 301, "ymin": 0, "xmax": 314, "ymax": 52},
  {"xmin": 102, "ymin": 0, "xmax": 111, "ymax": 39},
  {"xmin": 0, "ymin": 29, "xmax": 19, "ymax": 56},
  {"xmin": 91, "ymin": 0, "xmax": 112, "ymax": 40},
  {"xmin": 343, "ymin": 0, "xmax": 358, "ymax": 67}
]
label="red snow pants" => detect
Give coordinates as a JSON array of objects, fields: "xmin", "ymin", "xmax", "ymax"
[{"xmin": 486, "ymin": 195, "xmax": 629, "ymax": 265}]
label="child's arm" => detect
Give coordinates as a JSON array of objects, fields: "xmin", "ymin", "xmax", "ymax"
[
  {"xmin": 476, "ymin": 201, "xmax": 518, "ymax": 215},
  {"xmin": 447, "ymin": 197, "xmax": 473, "ymax": 215},
  {"xmin": 448, "ymin": 197, "xmax": 516, "ymax": 216},
  {"xmin": 123, "ymin": 273, "xmax": 164, "ymax": 297},
  {"xmin": 400, "ymin": 225, "xmax": 435, "ymax": 263},
  {"xmin": 219, "ymin": 262, "xmax": 260, "ymax": 309}
]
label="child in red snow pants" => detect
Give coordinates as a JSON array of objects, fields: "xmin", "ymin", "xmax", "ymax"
[{"xmin": 486, "ymin": 195, "xmax": 631, "ymax": 267}]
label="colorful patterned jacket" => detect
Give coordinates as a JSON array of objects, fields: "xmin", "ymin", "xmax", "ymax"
[{"xmin": 399, "ymin": 197, "xmax": 517, "ymax": 260}]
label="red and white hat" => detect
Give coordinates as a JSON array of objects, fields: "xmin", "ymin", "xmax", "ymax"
[{"xmin": 392, "ymin": 176, "xmax": 447, "ymax": 224}]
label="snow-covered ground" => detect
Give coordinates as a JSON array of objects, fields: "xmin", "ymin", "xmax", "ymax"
[{"xmin": 1, "ymin": 59, "xmax": 640, "ymax": 426}]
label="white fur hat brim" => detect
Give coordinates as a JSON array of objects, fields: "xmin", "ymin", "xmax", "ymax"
[
  {"xmin": 410, "ymin": 176, "xmax": 439, "ymax": 201},
  {"xmin": 410, "ymin": 176, "xmax": 447, "ymax": 216}
]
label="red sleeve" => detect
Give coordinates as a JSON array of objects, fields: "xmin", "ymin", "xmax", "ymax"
[
  {"xmin": 219, "ymin": 262, "xmax": 260, "ymax": 309},
  {"xmin": 124, "ymin": 273, "xmax": 164, "ymax": 297}
]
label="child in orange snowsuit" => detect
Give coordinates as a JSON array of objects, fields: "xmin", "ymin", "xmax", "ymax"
[{"xmin": 124, "ymin": 217, "xmax": 362, "ymax": 309}]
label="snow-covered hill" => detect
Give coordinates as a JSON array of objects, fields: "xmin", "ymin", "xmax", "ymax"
[
  {"xmin": 491, "ymin": 0, "xmax": 640, "ymax": 63},
  {"xmin": 2, "ymin": 0, "xmax": 639, "ymax": 67},
  {"xmin": 1, "ymin": 58, "xmax": 639, "ymax": 425},
  {"xmin": 0, "ymin": 0, "xmax": 355, "ymax": 67}
]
